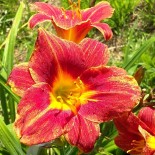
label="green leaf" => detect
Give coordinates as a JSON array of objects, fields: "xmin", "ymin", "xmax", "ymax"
[
  {"xmin": 0, "ymin": 117, "xmax": 25, "ymax": 155},
  {"xmin": 2, "ymin": 2, "xmax": 25, "ymax": 77},
  {"xmin": 0, "ymin": 75, "xmax": 20, "ymax": 103},
  {"xmin": 0, "ymin": 86, "xmax": 9, "ymax": 124},
  {"xmin": 60, "ymin": 0, "xmax": 69, "ymax": 9},
  {"xmin": 0, "ymin": 75, "xmax": 19, "ymax": 122},
  {"xmin": 123, "ymin": 36, "xmax": 155, "ymax": 70},
  {"xmin": 115, "ymin": 148, "xmax": 127, "ymax": 155}
]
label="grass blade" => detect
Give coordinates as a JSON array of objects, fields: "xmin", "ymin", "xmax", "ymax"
[
  {"xmin": 8, "ymin": 96, "xmax": 16, "ymax": 122},
  {"xmin": 0, "ymin": 75, "xmax": 20, "ymax": 103},
  {"xmin": 0, "ymin": 117, "xmax": 25, "ymax": 155},
  {"xmin": 123, "ymin": 36, "xmax": 155, "ymax": 70},
  {"xmin": 0, "ymin": 87, "xmax": 9, "ymax": 124},
  {"xmin": 2, "ymin": 2, "xmax": 25, "ymax": 77}
]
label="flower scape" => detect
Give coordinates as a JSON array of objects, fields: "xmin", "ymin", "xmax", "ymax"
[{"xmin": 8, "ymin": 1, "xmax": 142, "ymax": 154}]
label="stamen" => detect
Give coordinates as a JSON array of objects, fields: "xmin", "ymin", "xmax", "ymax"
[
  {"xmin": 78, "ymin": 0, "xmax": 80, "ymax": 9},
  {"xmin": 67, "ymin": 94, "xmax": 78, "ymax": 103},
  {"xmin": 75, "ymin": 77, "xmax": 84, "ymax": 91},
  {"xmin": 68, "ymin": 0, "xmax": 82, "ymax": 19},
  {"xmin": 127, "ymin": 139, "xmax": 145, "ymax": 153},
  {"xmin": 53, "ymin": 74, "xmax": 85, "ymax": 115},
  {"xmin": 57, "ymin": 96, "xmax": 63, "ymax": 103},
  {"xmin": 68, "ymin": 0, "xmax": 73, "ymax": 5},
  {"xmin": 74, "ymin": 81, "xmax": 81, "ymax": 89},
  {"xmin": 66, "ymin": 100, "xmax": 78, "ymax": 115},
  {"xmin": 76, "ymin": 8, "xmax": 82, "ymax": 19},
  {"xmin": 61, "ymin": 7, "xmax": 67, "ymax": 19}
]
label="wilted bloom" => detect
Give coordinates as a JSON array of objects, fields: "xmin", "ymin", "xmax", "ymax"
[
  {"xmin": 29, "ymin": 1, "xmax": 114, "ymax": 43},
  {"xmin": 114, "ymin": 107, "xmax": 155, "ymax": 155},
  {"xmin": 8, "ymin": 29, "xmax": 140, "ymax": 152}
]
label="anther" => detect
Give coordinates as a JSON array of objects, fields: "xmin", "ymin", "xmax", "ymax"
[
  {"xmin": 68, "ymin": 0, "xmax": 73, "ymax": 5},
  {"xmin": 57, "ymin": 96, "xmax": 63, "ymax": 102}
]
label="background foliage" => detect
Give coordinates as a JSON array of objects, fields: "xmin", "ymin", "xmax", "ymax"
[{"xmin": 0, "ymin": 0, "xmax": 155, "ymax": 154}]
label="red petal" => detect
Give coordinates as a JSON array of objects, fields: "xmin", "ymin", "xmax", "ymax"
[
  {"xmin": 33, "ymin": 2, "xmax": 62, "ymax": 17},
  {"xmin": 138, "ymin": 126, "xmax": 155, "ymax": 154},
  {"xmin": 32, "ymin": 2, "xmax": 80, "ymax": 29},
  {"xmin": 82, "ymin": 2, "xmax": 114, "ymax": 22},
  {"xmin": 115, "ymin": 135, "xmax": 142, "ymax": 154},
  {"xmin": 91, "ymin": 23, "xmax": 113, "ymax": 40},
  {"xmin": 80, "ymin": 38, "xmax": 109, "ymax": 66},
  {"xmin": 79, "ymin": 66, "xmax": 141, "ymax": 122},
  {"xmin": 53, "ymin": 20, "xmax": 92, "ymax": 43},
  {"xmin": 138, "ymin": 107, "xmax": 155, "ymax": 134},
  {"xmin": 29, "ymin": 13, "xmax": 51, "ymax": 28},
  {"xmin": 15, "ymin": 83, "xmax": 74, "ymax": 145},
  {"xmin": 114, "ymin": 112, "xmax": 145, "ymax": 154},
  {"xmin": 52, "ymin": 11, "xmax": 81, "ymax": 29},
  {"xmin": 29, "ymin": 29, "xmax": 86, "ymax": 85},
  {"xmin": 65, "ymin": 114, "xmax": 100, "ymax": 152},
  {"xmin": 8, "ymin": 63, "xmax": 35, "ymax": 97},
  {"xmin": 29, "ymin": 29, "xmax": 59, "ymax": 85}
]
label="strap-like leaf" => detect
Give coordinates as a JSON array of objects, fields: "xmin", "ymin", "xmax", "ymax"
[
  {"xmin": 0, "ymin": 118, "xmax": 25, "ymax": 155},
  {"xmin": 0, "ymin": 75, "xmax": 20, "ymax": 103},
  {"xmin": 2, "ymin": 2, "xmax": 25, "ymax": 77},
  {"xmin": 123, "ymin": 36, "xmax": 155, "ymax": 70}
]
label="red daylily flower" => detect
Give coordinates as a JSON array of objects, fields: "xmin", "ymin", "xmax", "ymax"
[
  {"xmin": 8, "ymin": 29, "xmax": 140, "ymax": 152},
  {"xmin": 29, "ymin": 1, "xmax": 114, "ymax": 43},
  {"xmin": 114, "ymin": 107, "xmax": 155, "ymax": 155}
]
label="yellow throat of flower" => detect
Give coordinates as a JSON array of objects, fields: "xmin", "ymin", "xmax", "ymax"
[
  {"xmin": 49, "ymin": 72, "xmax": 98, "ymax": 115},
  {"xmin": 50, "ymin": 72, "xmax": 85, "ymax": 115},
  {"xmin": 146, "ymin": 135, "xmax": 155, "ymax": 150}
]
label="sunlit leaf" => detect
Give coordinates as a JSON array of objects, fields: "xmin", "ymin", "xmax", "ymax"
[
  {"xmin": 123, "ymin": 36, "xmax": 155, "ymax": 70},
  {"xmin": 2, "ymin": 2, "xmax": 25, "ymax": 77},
  {"xmin": 0, "ymin": 117, "xmax": 25, "ymax": 155}
]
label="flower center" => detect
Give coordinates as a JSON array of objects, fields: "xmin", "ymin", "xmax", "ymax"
[
  {"xmin": 51, "ymin": 73, "xmax": 85, "ymax": 115},
  {"xmin": 127, "ymin": 139, "xmax": 145, "ymax": 154}
]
